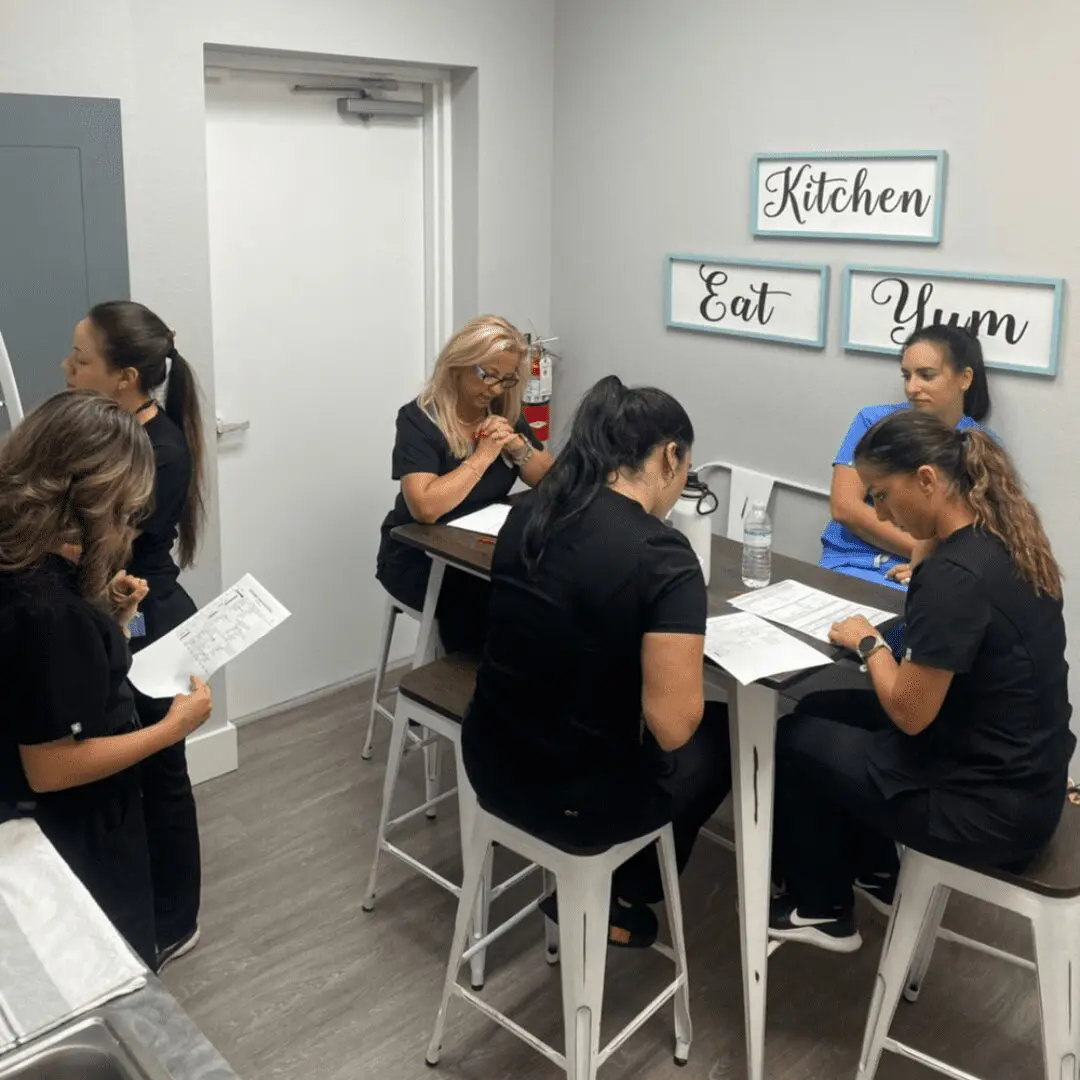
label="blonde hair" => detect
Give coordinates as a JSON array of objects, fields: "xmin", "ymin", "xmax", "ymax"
[
  {"xmin": 0, "ymin": 392, "xmax": 155, "ymax": 605},
  {"xmin": 417, "ymin": 315, "xmax": 529, "ymax": 459}
]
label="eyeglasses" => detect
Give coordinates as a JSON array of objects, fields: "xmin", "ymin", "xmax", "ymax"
[{"xmin": 473, "ymin": 365, "xmax": 520, "ymax": 390}]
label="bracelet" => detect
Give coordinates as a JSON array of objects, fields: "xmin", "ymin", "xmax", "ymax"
[{"xmin": 508, "ymin": 443, "xmax": 535, "ymax": 469}]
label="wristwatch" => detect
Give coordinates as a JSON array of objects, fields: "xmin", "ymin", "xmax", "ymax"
[{"xmin": 856, "ymin": 633, "xmax": 890, "ymax": 669}]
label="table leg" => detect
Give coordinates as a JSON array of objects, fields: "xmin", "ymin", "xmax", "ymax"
[
  {"xmin": 416, "ymin": 557, "xmax": 447, "ymax": 817},
  {"xmin": 729, "ymin": 680, "xmax": 779, "ymax": 1080}
]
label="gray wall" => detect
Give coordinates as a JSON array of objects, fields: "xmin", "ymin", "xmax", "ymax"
[{"xmin": 551, "ymin": 0, "xmax": 1080, "ymax": 706}]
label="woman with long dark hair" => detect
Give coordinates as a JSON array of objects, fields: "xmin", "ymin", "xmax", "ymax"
[
  {"xmin": 63, "ymin": 301, "xmax": 207, "ymax": 969},
  {"xmin": 462, "ymin": 376, "xmax": 731, "ymax": 947},
  {"xmin": 821, "ymin": 324, "xmax": 992, "ymax": 589},
  {"xmin": 770, "ymin": 409, "xmax": 1072, "ymax": 953},
  {"xmin": 0, "ymin": 393, "xmax": 211, "ymax": 966}
]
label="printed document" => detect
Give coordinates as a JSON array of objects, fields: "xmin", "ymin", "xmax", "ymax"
[
  {"xmin": 447, "ymin": 503, "xmax": 513, "ymax": 537},
  {"xmin": 704, "ymin": 612, "xmax": 832, "ymax": 685},
  {"xmin": 729, "ymin": 579, "xmax": 894, "ymax": 643},
  {"xmin": 129, "ymin": 575, "xmax": 290, "ymax": 698}
]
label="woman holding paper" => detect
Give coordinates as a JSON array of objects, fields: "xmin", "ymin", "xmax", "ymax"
[
  {"xmin": 462, "ymin": 376, "xmax": 730, "ymax": 948},
  {"xmin": 0, "ymin": 393, "xmax": 212, "ymax": 968},
  {"xmin": 770, "ymin": 409, "xmax": 1072, "ymax": 953},
  {"xmin": 820, "ymin": 325, "xmax": 992, "ymax": 590},
  {"xmin": 62, "ymin": 301, "xmax": 207, "ymax": 970},
  {"xmin": 376, "ymin": 316, "xmax": 552, "ymax": 653}
]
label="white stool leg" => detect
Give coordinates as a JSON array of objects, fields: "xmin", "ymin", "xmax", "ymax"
[
  {"xmin": 1033, "ymin": 899, "xmax": 1080, "ymax": 1080},
  {"xmin": 903, "ymin": 885, "xmax": 949, "ymax": 1003},
  {"xmin": 426, "ymin": 816, "xmax": 492, "ymax": 1067},
  {"xmin": 455, "ymin": 767, "xmax": 491, "ymax": 991},
  {"xmin": 543, "ymin": 867, "xmax": 560, "ymax": 964},
  {"xmin": 857, "ymin": 856, "xmax": 939, "ymax": 1080},
  {"xmin": 556, "ymin": 861, "xmax": 611, "ymax": 1080},
  {"xmin": 362, "ymin": 599, "xmax": 399, "ymax": 760},
  {"xmin": 361, "ymin": 703, "xmax": 410, "ymax": 912},
  {"xmin": 424, "ymin": 736, "xmax": 442, "ymax": 820},
  {"xmin": 657, "ymin": 827, "xmax": 692, "ymax": 1065}
]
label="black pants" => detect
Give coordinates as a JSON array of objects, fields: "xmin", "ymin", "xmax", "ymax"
[
  {"xmin": 475, "ymin": 702, "xmax": 732, "ymax": 905},
  {"xmin": 34, "ymin": 773, "xmax": 157, "ymax": 968},
  {"xmin": 774, "ymin": 690, "xmax": 1046, "ymax": 913},
  {"xmin": 378, "ymin": 549, "xmax": 492, "ymax": 655},
  {"xmin": 131, "ymin": 583, "xmax": 201, "ymax": 949}
]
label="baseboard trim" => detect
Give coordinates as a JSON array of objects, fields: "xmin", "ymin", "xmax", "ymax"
[
  {"xmin": 187, "ymin": 722, "xmax": 239, "ymax": 786},
  {"xmin": 232, "ymin": 665, "xmax": 397, "ymax": 728}
]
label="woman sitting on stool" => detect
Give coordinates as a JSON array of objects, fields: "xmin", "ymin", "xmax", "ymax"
[
  {"xmin": 462, "ymin": 375, "xmax": 731, "ymax": 948},
  {"xmin": 376, "ymin": 315, "xmax": 552, "ymax": 654},
  {"xmin": 771, "ymin": 408, "xmax": 1073, "ymax": 953}
]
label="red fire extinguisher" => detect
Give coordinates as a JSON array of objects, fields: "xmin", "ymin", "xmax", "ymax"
[{"xmin": 522, "ymin": 334, "xmax": 555, "ymax": 445}]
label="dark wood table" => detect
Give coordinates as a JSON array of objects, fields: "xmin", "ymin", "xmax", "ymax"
[{"xmin": 392, "ymin": 514, "xmax": 904, "ymax": 1080}]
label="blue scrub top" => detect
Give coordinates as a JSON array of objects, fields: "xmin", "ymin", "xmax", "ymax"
[{"xmin": 819, "ymin": 402, "xmax": 987, "ymax": 588}]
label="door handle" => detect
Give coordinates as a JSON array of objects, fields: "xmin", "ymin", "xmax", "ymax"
[{"xmin": 216, "ymin": 416, "xmax": 250, "ymax": 437}]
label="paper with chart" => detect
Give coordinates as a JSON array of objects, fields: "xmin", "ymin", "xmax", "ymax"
[
  {"xmin": 728, "ymin": 579, "xmax": 894, "ymax": 643},
  {"xmin": 704, "ymin": 612, "xmax": 831, "ymax": 685},
  {"xmin": 128, "ymin": 575, "xmax": 290, "ymax": 698},
  {"xmin": 447, "ymin": 503, "xmax": 512, "ymax": 537}
]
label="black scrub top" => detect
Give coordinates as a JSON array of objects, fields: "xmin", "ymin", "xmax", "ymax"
[
  {"xmin": 0, "ymin": 556, "xmax": 138, "ymax": 811},
  {"xmin": 868, "ymin": 526, "xmax": 1074, "ymax": 846},
  {"xmin": 129, "ymin": 411, "xmax": 191, "ymax": 594},
  {"xmin": 376, "ymin": 400, "xmax": 542, "ymax": 607},
  {"xmin": 462, "ymin": 487, "xmax": 707, "ymax": 828}
]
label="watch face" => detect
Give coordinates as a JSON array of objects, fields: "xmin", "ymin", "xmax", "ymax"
[{"xmin": 858, "ymin": 635, "xmax": 879, "ymax": 656}]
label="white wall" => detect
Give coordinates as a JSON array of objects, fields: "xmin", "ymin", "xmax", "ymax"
[
  {"xmin": 1, "ymin": 0, "xmax": 555, "ymax": 758},
  {"xmin": 551, "ymin": 0, "xmax": 1080, "ymax": 708}
]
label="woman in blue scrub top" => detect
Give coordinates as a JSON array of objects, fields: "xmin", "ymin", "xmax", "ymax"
[{"xmin": 820, "ymin": 325, "xmax": 991, "ymax": 590}]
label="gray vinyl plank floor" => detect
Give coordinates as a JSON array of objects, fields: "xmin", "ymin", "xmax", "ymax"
[{"xmin": 163, "ymin": 682, "xmax": 1045, "ymax": 1080}]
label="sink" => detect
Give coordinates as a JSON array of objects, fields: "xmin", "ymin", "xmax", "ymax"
[{"xmin": 0, "ymin": 1017, "xmax": 171, "ymax": 1080}]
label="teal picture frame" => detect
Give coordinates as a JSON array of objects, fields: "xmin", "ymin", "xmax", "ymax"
[{"xmin": 751, "ymin": 150, "xmax": 947, "ymax": 244}]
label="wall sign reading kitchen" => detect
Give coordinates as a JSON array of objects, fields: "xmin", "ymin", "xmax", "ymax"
[
  {"xmin": 751, "ymin": 151, "xmax": 946, "ymax": 244},
  {"xmin": 842, "ymin": 266, "xmax": 1065, "ymax": 376},
  {"xmin": 665, "ymin": 255, "xmax": 829, "ymax": 349}
]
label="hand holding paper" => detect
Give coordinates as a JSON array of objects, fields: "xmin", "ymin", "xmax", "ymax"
[{"xmin": 128, "ymin": 574, "xmax": 290, "ymax": 699}]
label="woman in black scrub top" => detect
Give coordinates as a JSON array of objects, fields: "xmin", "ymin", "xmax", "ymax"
[
  {"xmin": 63, "ymin": 301, "xmax": 207, "ymax": 970},
  {"xmin": 377, "ymin": 315, "xmax": 553, "ymax": 654},
  {"xmin": 463, "ymin": 376, "xmax": 731, "ymax": 948},
  {"xmin": 770, "ymin": 409, "xmax": 1073, "ymax": 954},
  {"xmin": 0, "ymin": 393, "xmax": 212, "ymax": 967}
]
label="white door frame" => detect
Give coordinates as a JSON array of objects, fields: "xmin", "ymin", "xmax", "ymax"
[
  {"xmin": 204, "ymin": 46, "xmax": 454, "ymax": 375},
  {"xmin": 195, "ymin": 48, "xmax": 452, "ymax": 783}
]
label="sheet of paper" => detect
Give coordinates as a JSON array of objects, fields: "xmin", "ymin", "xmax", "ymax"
[
  {"xmin": 447, "ymin": 503, "xmax": 512, "ymax": 537},
  {"xmin": 728, "ymin": 579, "xmax": 894, "ymax": 643},
  {"xmin": 128, "ymin": 574, "xmax": 290, "ymax": 698},
  {"xmin": 704, "ymin": 612, "xmax": 832, "ymax": 685}
]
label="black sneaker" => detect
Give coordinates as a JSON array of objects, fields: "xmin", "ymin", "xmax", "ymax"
[
  {"xmin": 156, "ymin": 924, "xmax": 201, "ymax": 974},
  {"xmin": 768, "ymin": 895, "xmax": 862, "ymax": 953},
  {"xmin": 854, "ymin": 871, "xmax": 897, "ymax": 917}
]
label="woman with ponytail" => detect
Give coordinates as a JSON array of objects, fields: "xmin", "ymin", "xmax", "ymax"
[
  {"xmin": 462, "ymin": 376, "xmax": 731, "ymax": 949},
  {"xmin": 821, "ymin": 324, "xmax": 993, "ymax": 590},
  {"xmin": 63, "ymin": 301, "xmax": 207, "ymax": 970},
  {"xmin": 769, "ymin": 409, "xmax": 1073, "ymax": 954}
]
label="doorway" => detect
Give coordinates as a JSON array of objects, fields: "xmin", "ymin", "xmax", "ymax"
[{"xmin": 204, "ymin": 58, "xmax": 447, "ymax": 718}]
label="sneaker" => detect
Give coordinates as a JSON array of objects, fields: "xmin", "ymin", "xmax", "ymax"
[
  {"xmin": 768, "ymin": 895, "xmax": 862, "ymax": 953},
  {"xmin": 854, "ymin": 871, "xmax": 897, "ymax": 917},
  {"xmin": 156, "ymin": 924, "xmax": 201, "ymax": 973}
]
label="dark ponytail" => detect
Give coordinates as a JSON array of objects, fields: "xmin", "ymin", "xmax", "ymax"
[
  {"xmin": 87, "ymin": 301, "xmax": 206, "ymax": 568},
  {"xmin": 521, "ymin": 375, "xmax": 694, "ymax": 574},
  {"xmin": 854, "ymin": 409, "xmax": 1060, "ymax": 599},
  {"xmin": 902, "ymin": 324, "xmax": 991, "ymax": 423}
]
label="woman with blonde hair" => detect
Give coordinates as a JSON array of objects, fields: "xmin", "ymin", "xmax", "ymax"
[
  {"xmin": 377, "ymin": 315, "xmax": 552, "ymax": 653},
  {"xmin": 769, "ymin": 409, "xmax": 1073, "ymax": 953},
  {"xmin": 0, "ymin": 392, "xmax": 211, "ymax": 967}
]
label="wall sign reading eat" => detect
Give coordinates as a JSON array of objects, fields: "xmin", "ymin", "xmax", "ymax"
[
  {"xmin": 752, "ymin": 151, "xmax": 946, "ymax": 244},
  {"xmin": 842, "ymin": 265, "xmax": 1065, "ymax": 377},
  {"xmin": 665, "ymin": 255, "xmax": 828, "ymax": 349}
]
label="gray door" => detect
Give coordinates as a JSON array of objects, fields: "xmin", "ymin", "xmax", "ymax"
[{"xmin": 0, "ymin": 93, "xmax": 129, "ymax": 432}]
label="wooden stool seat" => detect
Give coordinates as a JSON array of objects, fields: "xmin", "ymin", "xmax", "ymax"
[
  {"xmin": 975, "ymin": 799, "xmax": 1080, "ymax": 898},
  {"xmin": 397, "ymin": 654, "xmax": 479, "ymax": 724}
]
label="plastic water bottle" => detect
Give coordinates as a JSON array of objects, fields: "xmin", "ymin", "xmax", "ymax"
[{"xmin": 741, "ymin": 501, "xmax": 773, "ymax": 589}]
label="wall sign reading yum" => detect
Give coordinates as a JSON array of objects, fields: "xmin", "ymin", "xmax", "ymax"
[
  {"xmin": 665, "ymin": 255, "xmax": 828, "ymax": 349},
  {"xmin": 842, "ymin": 266, "xmax": 1065, "ymax": 377},
  {"xmin": 752, "ymin": 151, "xmax": 946, "ymax": 244}
]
